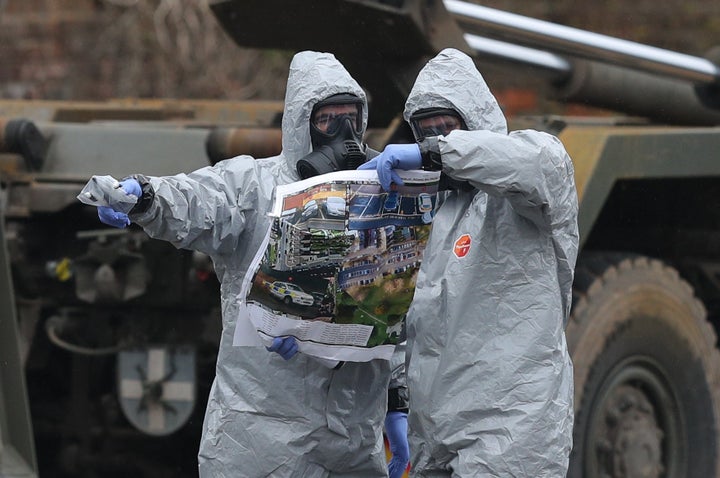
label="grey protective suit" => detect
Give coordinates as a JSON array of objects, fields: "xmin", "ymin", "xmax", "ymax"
[
  {"xmin": 129, "ymin": 51, "xmax": 391, "ymax": 477},
  {"xmin": 403, "ymin": 49, "xmax": 579, "ymax": 477}
]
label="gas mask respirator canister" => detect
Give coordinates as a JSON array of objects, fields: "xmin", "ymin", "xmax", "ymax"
[{"xmin": 296, "ymin": 94, "xmax": 369, "ymax": 179}]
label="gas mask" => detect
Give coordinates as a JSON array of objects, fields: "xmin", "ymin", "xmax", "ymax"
[{"xmin": 296, "ymin": 94, "xmax": 368, "ymax": 179}]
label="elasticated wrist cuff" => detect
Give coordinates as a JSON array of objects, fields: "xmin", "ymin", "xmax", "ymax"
[
  {"xmin": 126, "ymin": 174, "xmax": 154, "ymax": 214},
  {"xmin": 419, "ymin": 137, "xmax": 442, "ymax": 171}
]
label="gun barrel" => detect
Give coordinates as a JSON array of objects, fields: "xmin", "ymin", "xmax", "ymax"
[
  {"xmin": 208, "ymin": 0, "xmax": 720, "ymax": 124},
  {"xmin": 463, "ymin": 33, "xmax": 571, "ymax": 80},
  {"xmin": 445, "ymin": 0, "xmax": 720, "ymax": 86}
]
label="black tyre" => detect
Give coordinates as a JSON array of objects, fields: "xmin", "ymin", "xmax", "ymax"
[
  {"xmin": 283, "ymin": 296, "xmax": 292, "ymax": 305},
  {"xmin": 567, "ymin": 253, "xmax": 720, "ymax": 478}
]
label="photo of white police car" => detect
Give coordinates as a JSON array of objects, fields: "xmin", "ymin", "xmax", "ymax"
[{"xmin": 267, "ymin": 281, "xmax": 315, "ymax": 306}]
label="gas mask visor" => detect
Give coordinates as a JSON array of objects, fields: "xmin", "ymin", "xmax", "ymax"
[
  {"xmin": 311, "ymin": 95, "xmax": 363, "ymax": 141},
  {"xmin": 409, "ymin": 108, "xmax": 466, "ymax": 141},
  {"xmin": 297, "ymin": 94, "xmax": 366, "ymax": 179}
]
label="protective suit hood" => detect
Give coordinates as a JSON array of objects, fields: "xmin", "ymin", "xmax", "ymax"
[
  {"xmin": 281, "ymin": 51, "xmax": 368, "ymax": 176},
  {"xmin": 403, "ymin": 48, "xmax": 507, "ymax": 134}
]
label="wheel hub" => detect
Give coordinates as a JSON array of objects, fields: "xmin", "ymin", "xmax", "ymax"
[{"xmin": 596, "ymin": 385, "xmax": 664, "ymax": 478}]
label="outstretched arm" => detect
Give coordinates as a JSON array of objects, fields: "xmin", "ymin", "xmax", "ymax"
[{"xmin": 128, "ymin": 157, "xmax": 259, "ymax": 256}]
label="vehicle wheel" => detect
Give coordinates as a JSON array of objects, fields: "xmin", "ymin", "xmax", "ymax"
[
  {"xmin": 283, "ymin": 296, "xmax": 292, "ymax": 305},
  {"xmin": 567, "ymin": 253, "xmax": 720, "ymax": 478}
]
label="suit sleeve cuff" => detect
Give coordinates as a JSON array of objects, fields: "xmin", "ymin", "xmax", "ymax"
[{"xmin": 419, "ymin": 137, "xmax": 442, "ymax": 171}]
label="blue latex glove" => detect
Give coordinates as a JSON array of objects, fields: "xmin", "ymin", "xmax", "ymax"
[
  {"xmin": 385, "ymin": 411, "xmax": 409, "ymax": 478},
  {"xmin": 118, "ymin": 178, "xmax": 142, "ymax": 198},
  {"xmin": 97, "ymin": 178, "xmax": 142, "ymax": 229},
  {"xmin": 98, "ymin": 207, "xmax": 131, "ymax": 228},
  {"xmin": 266, "ymin": 336, "xmax": 299, "ymax": 360},
  {"xmin": 358, "ymin": 144, "xmax": 421, "ymax": 191}
]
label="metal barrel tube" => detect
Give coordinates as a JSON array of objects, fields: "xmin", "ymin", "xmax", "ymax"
[
  {"xmin": 463, "ymin": 34, "xmax": 720, "ymax": 125},
  {"xmin": 444, "ymin": 0, "xmax": 720, "ymax": 86},
  {"xmin": 555, "ymin": 60, "xmax": 720, "ymax": 125},
  {"xmin": 464, "ymin": 33, "xmax": 571, "ymax": 81},
  {"xmin": 205, "ymin": 127, "xmax": 282, "ymax": 165}
]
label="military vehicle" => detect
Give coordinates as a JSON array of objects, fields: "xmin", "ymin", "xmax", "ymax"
[
  {"xmin": 0, "ymin": 219, "xmax": 37, "ymax": 476},
  {"xmin": 2, "ymin": 1, "xmax": 720, "ymax": 477}
]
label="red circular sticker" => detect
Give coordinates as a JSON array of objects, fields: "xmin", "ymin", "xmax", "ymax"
[{"xmin": 453, "ymin": 234, "xmax": 472, "ymax": 258}]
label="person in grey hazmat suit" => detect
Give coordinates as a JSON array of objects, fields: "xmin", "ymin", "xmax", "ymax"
[
  {"xmin": 83, "ymin": 51, "xmax": 392, "ymax": 477},
  {"xmin": 359, "ymin": 48, "xmax": 579, "ymax": 477}
]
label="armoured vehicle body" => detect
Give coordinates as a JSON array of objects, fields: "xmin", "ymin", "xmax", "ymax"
[{"xmin": 2, "ymin": 1, "xmax": 720, "ymax": 477}]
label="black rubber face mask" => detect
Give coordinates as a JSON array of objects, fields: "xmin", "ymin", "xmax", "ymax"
[{"xmin": 296, "ymin": 95, "xmax": 367, "ymax": 179}]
